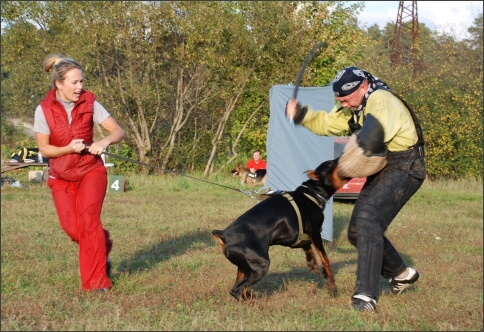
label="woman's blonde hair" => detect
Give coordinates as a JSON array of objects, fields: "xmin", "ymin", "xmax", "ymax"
[{"xmin": 43, "ymin": 53, "xmax": 83, "ymax": 88}]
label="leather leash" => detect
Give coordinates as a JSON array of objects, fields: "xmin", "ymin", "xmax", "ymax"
[{"xmin": 89, "ymin": 148, "xmax": 263, "ymax": 199}]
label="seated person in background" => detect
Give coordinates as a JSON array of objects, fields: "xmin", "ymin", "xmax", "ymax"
[{"xmin": 246, "ymin": 150, "xmax": 267, "ymax": 178}]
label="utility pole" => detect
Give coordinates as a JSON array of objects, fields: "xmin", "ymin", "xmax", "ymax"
[{"xmin": 390, "ymin": 1, "xmax": 421, "ymax": 73}]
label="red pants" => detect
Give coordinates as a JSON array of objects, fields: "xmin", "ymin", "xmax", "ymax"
[{"xmin": 47, "ymin": 165, "xmax": 112, "ymax": 291}]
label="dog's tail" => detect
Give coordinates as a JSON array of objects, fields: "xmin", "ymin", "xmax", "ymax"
[
  {"xmin": 212, "ymin": 230, "xmax": 227, "ymax": 253},
  {"xmin": 212, "ymin": 230, "xmax": 225, "ymax": 243},
  {"xmin": 212, "ymin": 229, "xmax": 223, "ymax": 237}
]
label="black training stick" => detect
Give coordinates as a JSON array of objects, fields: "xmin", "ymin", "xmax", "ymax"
[{"xmin": 292, "ymin": 42, "xmax": 328, "ymax": 100}]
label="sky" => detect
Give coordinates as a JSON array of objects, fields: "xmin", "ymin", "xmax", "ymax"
[{"xmin": 357, "ymin": 1, "xmax": 483, "ymax": 40}]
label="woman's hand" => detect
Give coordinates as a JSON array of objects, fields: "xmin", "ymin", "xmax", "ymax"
[
  {"xmin": 70, "ymin": 139, "xmax": 86, "ymax": 153},
  {"xmin": 88, "ymin": 141, "xmax": 107, "ymax": 155}
]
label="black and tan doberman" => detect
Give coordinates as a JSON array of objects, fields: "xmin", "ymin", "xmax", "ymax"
[{"xmin": 213, "ymin": 158, "xmax": 349, "ymax": 301}]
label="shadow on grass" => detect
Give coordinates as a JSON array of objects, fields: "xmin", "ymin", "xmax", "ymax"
[
  {"xmin": 247, "ymin": 256, "xmax": 414, "ymax": 300},
  {"xmin": 247, "ymin": 260, "xmax": 356, "ymax": 299},
  {"xmin": 332, "ymin": 202, "xmax": 416, "ymax": 264},
  {"xmin": 116, "ymin": 214, "xmax": 416, "ymax": 300},
  {"xmin": 116, "ymin": 229, "xmax": 215, "ymax": 274}
]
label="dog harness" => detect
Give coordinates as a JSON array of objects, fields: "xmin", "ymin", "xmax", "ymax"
[{"xmin": 281, "ymin": 192, "xmax": 321, "ymax": 247}]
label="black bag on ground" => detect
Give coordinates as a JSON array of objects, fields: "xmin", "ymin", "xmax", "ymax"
[{"xmin": 10, "ymin": 147, "xmax": 40, "ymax": 163}]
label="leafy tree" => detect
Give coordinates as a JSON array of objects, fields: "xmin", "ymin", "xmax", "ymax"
[
  {"xmin": 356, "ymin": 14, "xmax": 483, "ymax": 179},
  {"xmin": 2, "ymin": 1, "xmax": 481, "ymax": 179}
]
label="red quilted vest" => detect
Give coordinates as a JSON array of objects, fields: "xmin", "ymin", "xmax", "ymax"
[{"xmin": 40, "ymin": 88, "xmax": 103, "ymax": 181}]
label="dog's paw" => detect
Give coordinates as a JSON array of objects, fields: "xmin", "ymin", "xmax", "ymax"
[
  {"xmin": 241, "ymin": 288, "xmax": 256, "ymax": 301},
  {"xmin": 325, "ymin": 281, "xmax": 338, "ymax": 297}
]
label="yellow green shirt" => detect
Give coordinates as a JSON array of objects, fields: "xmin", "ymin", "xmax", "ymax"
[{"xmin": 300, "ymin": 89, "xmax": 418, "ymax": 152}]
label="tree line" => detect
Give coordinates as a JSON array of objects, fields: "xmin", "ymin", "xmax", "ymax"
[{"xmin": 1, "ymin": 1, "xmax": 482, "ymax": 179}]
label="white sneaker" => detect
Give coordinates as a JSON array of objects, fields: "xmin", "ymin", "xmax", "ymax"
[
  {"xmin": 389, "ymin": 267, "xmax": 420, "ymax": 294},
  {"xmin": 352, "ymin": 294, "xmax": 377, "ymax": 311}
]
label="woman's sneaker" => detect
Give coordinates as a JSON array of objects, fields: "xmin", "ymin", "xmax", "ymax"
[
  {"xmin": 389, "ymin": 267, "xmax": 419, "ymax": 294},
  {"xmin": 351, "ymin": 294, "xmax": 377, "ymax": 312}
]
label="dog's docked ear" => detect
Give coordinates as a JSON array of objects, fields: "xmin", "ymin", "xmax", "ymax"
[
  {"xmin": 306, "ymin": 159, "xmax": 351, "ymax": 191},
  {"xmin": 305, "ymin": 159, "xmax": 337, "ymax": 181},
  {"xmin": 304, "ymin": 169, "xmax": 319, "ymax": 181}
]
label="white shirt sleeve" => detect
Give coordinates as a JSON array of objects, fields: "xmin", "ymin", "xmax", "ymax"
[
  {"xmin": 33, "ymin": 105, "xmax": 49, "ymax": 134},
  {"xmin": 94, "ymin": 101, "xmax": 111, "ymax": 125}
]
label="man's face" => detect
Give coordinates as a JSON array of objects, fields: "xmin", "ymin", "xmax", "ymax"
[
  {"xmin": 253, "ymin": 152, "xmax": 261, "ymax": 160},
  {"xmin": 335, "ymin": 81, "xmax": 367, "ymax": 111}
]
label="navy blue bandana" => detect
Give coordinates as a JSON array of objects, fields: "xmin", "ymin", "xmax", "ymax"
[
  {"xmin": 332, "ymin": 67, "xmax": 366, "ymax": 97},
  {"xmin": 332, "ymin": 67, "xmax": 391, "ymax": 114}
]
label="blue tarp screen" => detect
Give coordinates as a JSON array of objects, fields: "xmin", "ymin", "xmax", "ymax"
[{"xmin": 266, "ymin": 84, "xmax": 336, "ymax": 241}]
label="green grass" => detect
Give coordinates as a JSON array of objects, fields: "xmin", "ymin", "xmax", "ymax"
[{"xmin": 1, "ymin": 171, "xmax": 483, "ymax": 331}]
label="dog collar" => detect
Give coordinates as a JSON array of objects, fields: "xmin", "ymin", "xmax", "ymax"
[{"xmin": 300, "ymin": 185, "xmax": 328, "ymax": 207}]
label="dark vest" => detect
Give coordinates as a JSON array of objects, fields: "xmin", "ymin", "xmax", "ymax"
[{"xmin": 40, "ymin": 88, "xmax": 103, "ymax": 181}]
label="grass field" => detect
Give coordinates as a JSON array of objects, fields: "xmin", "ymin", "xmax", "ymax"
[{"xmin": 1, "ymin": 170, "xmax": 482, "ymax": 331}]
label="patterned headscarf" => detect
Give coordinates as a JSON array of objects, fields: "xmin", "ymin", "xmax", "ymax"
[{"xmin": 332, "ymin": 67, "xmax": 391, "ymax": 114}]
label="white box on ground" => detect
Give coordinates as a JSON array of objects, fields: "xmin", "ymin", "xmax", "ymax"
[{"xmin": 28, "ymin": 170, "xmax": 44, "ymax": 182}]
